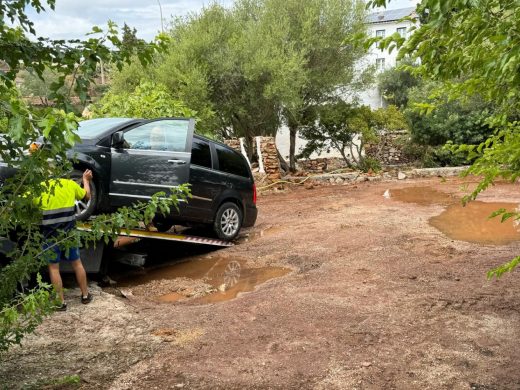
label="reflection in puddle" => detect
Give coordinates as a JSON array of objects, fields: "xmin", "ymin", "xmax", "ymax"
[
  {"xmin": 385, "ymin": 186, "xmax": 457, "ymax": 205},
  {"xmin": 120, "ymin": 257, "xmax": 290, "ymax": 304},
  {"xmin": 429, "ymin": 201, "xmax": 520, "ymax": 245},
  {"xmin": 190, "ymin": 265, "xmax": 290, "ymax": 304}
]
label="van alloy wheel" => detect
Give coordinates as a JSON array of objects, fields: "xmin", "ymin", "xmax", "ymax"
[
  {"xmin": 214, "ymin": 202, "xmax": 243, "ymax": 241},
  {"xmin": 220, "ymin": 208, "xmax": 240, "ymax": 236}
]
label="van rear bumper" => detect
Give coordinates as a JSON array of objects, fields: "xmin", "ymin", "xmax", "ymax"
[{"xmin": 243, "ymin": 205, "xmax": 258, "ymax": 227}]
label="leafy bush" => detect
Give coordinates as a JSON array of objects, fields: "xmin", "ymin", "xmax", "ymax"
[
  {"xmin": 359, "ymin": 157, "xmax": 382, "ymax": 172},
  {"xmin": 401, "ymin": 142, "xmax": 471, "ymax": 168},
  {"xmin": 91, "ymin": 81, "xmax": 196, "ymax": 120},
  {"xmin": 405, "ymin": 81, "xmax": 494, "ymax": 147}
]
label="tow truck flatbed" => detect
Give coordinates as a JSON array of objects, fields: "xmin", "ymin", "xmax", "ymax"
[
  {"xmin": 76, "ymin": 224, "xmax": 234, "ymax": 248},
  {"xmin": 67, "ymin": 224, "xmax": 234, "ymax": 274}
]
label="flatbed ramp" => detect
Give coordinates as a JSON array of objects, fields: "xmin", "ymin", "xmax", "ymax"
[
  {"xmin": 77, "ymin": 224, "xmax": 234, "ymax": 247},
  {"xmin": 72, "ymin": 224, "xmax": 233, "ymax": 274}
]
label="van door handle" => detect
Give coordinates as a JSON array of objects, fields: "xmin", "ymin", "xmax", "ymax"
[{"xmin": 167, "ymin": 159, "xmax": 186, "ymax": 165}]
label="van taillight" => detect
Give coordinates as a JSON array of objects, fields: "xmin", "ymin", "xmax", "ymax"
[{"xmin": 253, "ymin": 183, "xmax": 257, "ymax": 205}]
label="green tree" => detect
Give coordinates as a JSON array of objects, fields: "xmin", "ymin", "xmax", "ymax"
[
  {"xmin": 90, "ymin": 81, "xmax": 196, "ymax": 120},
  {"xmin": 19, "ymin": 68, "xmax": 67, "ymax": 107},
  {"xmin": 109, "ymin": 0, "xmax": 371, "ymax": 165},
  {"xmin": 0, "ymin": 1, "xmax": 189, "ymax": 351},
  {"xmin": 377, "ymin": 58, "xmax": 420, "ymax": 108},
  {"xmin": 406, "ymin": 81, "xmax": 494, "ymax": 146},
  {"xmin": 121, "ymin": 23, "xmax": 146, "ymax": 54},
  {"xmin": 299, "ymin": 101, "xmax": 376, "ymax": 168},
  {"xmin": 264, "ymin": 0, "xmax": 371, "ymax": 171},
  {"xmin": 157, "ymin": 2, "xmax": 306, "ymax": 149},
  {"xmin": 369, "ymin": 0, "xmax": 520, "ymax": 277},
  {"xmin": 299, "ymin": 102, "xmax": 407, "ymax": 169}
]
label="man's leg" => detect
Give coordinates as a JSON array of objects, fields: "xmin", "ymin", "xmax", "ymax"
[
  {"xmin": 70, "ymin": 259, "xmax": 89, "ymax": 298},
  {"xmin": 48, "ymin": 262, "xmax": 64, "ymax": 303}
]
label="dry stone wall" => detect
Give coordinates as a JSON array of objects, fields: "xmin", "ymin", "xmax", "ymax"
[
  {"xmin": 298, "ymin": 157, "xmax": 348, "ymax": 173},
  {"xmin": 224, "ymin": 136, "xmax": 282, "ymax": 182},
  {"xmin": 365, "ymin": 130, "xmax": 412, "ymax": 166},
  {"xmin": 258, "ymin": 137, "xmax": 281, "ymax": 181},
  {"xmin": 224, "ymin": 139, "xmax": 242, "ymax": 153}
]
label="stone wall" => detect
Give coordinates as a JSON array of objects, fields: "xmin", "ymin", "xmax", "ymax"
[
  {"xmin": 224, "ymin": 139, "xmax": 242, "ymax": 153},
  {"xmin": 365, "ymin": 130, "xmax": 412, "ymax": 166},
  {"xmin": 258, "ymin": 137, "xmax": 281, "ymax": 181},
  {"xmin": 224, "ymin": 136, "xmax": 282, "ymax": 182},
  {"xmin": 298, "ymin": 157, "xmax": 349, "ymax": 173}
]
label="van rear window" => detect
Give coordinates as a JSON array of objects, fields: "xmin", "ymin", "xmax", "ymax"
[{"xmin": 216, "ymin": 145, "xmax": 249, "ymax": 178}]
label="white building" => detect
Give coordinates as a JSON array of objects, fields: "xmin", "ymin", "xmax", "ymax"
[
  {"xmin": 276, "ymin": 6, "xmax": 419, "ymax": 162},
  {"xmin": 359, "ymin": 7, "xmax": 418, "ymax": 109}
]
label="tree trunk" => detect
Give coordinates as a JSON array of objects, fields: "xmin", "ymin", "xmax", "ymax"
[
  {"xmin": 245, "ymin": 135, "xmax": 254, "ymax": 162},
  {"xmin": 289, "ymin": 124, "xmax": 297, "ymax": 172},
  {"xmin": 339, "ymin": 146, "xmax": 354, "ymax": 169},
  {"xmin": 277, "ymin": 147, "xmax": 290, "ymax": 173}
]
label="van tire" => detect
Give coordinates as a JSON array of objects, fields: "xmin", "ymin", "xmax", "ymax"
[{"xmin": 213, "ymin": 202, "xmax": 242, "ymax": 241}]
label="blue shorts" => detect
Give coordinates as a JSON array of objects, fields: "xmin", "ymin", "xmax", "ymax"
[{"xmin": 44, "ymin": 242, "xmax": 80, "ymax": 264}]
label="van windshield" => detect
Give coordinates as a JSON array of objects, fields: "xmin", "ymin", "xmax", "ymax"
[{"xmin": 77, "ymin": 118, "xmax": 133, "ymax": 139}]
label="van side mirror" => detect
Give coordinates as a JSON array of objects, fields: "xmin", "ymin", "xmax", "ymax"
[{"xmin": 112, "ymin": 131, "xmax": 125, "ymax": 148}]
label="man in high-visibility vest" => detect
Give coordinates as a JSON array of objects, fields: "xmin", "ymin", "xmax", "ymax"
[{"xmin": 38, "ymin": 169, "xmax": 94, "ymax": 311}]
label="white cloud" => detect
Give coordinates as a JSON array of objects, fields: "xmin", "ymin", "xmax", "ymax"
[
  {"xmin": 26, "ymin": 0, "xmax": 234, "ymax": 41},
  {"xmin": 26, "ymin": 0, "xmax": 417, "ymax": 41}
]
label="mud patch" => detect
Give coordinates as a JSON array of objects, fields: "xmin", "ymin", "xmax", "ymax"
[
  {"xmin": 119, "ymin": 256, "xmax": 291, "ymax": 304},
  {"xmin": 152, "ymin": 327, "xmax": 204, "ymax": 345},
  {"xmin": 385, "ymin": 186, "xmax": 456, "ymax": 206},
  {"xmin": 284, "ymin": 254, "xmax": 323, "ymax": 273},
  {"xmin": 238, "ymin": 225, "xmax": 285, "ymax": 243},
  {"xmin": 429, "ymin": 201, "xmax": 520, "ymax": 245}
]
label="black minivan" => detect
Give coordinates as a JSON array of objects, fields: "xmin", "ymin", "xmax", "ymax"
[{"xmin": 0, "ymin": 118, "xmax": 258, "ymax": 241}]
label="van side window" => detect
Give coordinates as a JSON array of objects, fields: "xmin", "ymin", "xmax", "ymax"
[
  {"xmin": 123, "ymin": 120, "xmax": 189, "ymax": 151},
  {"xmin": 191, "ymin": 138, "xmax": 212, "ymax": 169},
  {"xmin": 215, "ymin": 145, "xmax": 249, "ymax": 178}
]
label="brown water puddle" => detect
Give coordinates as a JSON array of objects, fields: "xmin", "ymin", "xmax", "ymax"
[
  {"xmin": 385, "ymin": 186, "xmax": 457, "ymax": 205},
  {"xmin": 429, "ymin": 201, "xmax": 520, "ymax": 245},
  {"xmin": 120, "ymin": 256, "xmax": 290, "ymax": 304}
]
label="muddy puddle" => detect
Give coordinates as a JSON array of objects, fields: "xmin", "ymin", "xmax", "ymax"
[
  {"xmin": 384, "ymin": 186, "xmax": 457, "ymax": 205},
  {"xmin": 430, "ymin": 201, "xmax": 520, "ymax": 245},
  {"xmin": 118, "ymin": 256, "xmax": 291, "ymax": 304},
  {"xmin": 386, "ymin": 187, "xmax": 520, "ymax": 245}
]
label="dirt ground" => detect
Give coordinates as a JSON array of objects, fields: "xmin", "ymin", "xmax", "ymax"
[{"xmin": 2, "ymin": 176, "xmax": 520, "ymax": 389}]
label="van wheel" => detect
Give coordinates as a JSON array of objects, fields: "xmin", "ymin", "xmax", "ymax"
[
  {"xmin": 214, "ymin": 202, "xmax": 242, "ymax": 241},
  {"xmin": 70, "ymin": 169, "xmax": 97, "ymax": 221}
]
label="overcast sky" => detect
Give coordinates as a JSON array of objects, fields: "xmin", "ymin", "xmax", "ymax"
[{"xmin": 26, "ymin": 0, "xmax": 419, "ymax": 41}]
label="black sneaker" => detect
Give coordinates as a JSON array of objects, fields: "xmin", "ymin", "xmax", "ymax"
[
  {"xmin": 81, "ymin": 293, "xmax": 93, "ymax": 304},
  {"xmin": 56, "ymin": 302, "xmax": 68, "ymax": 311}
]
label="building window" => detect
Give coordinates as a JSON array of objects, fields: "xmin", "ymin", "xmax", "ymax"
[
  {"xmin": 376, "ymin": 58, "xmax": 385, "ymax": 71},
  {"xmin": 397, "ymin": 27, "xmax": 407, "ymax": 38},
  {"xmin": 375, "ymin": 29, "xmax": 385, "ymax": 47}
]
